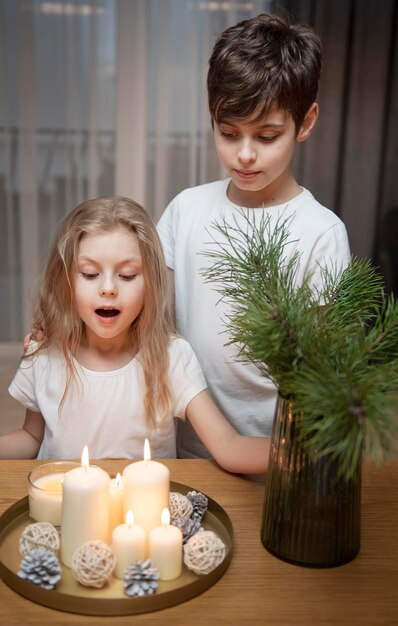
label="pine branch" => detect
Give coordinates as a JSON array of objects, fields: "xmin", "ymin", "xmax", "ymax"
[{"xmin": 202, "ymin": 210, "xmax": 398, "ymax": 480}]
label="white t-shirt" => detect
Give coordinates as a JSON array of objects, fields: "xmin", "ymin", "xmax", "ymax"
[
  {"xmin": 8, "ymin": 337, "xmax": 207, "ymax": 460},
  {"xmin": 157, "ymin": 179, "xmax": 351, "ymax": 458}
]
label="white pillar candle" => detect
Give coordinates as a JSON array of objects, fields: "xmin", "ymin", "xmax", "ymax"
[
  {"xmin": 122, "ymin": 439, "xmax": 170, "ymax": 536},
  {"xmin": 60, "ymin": 446, "xmax": 111, "ymax": 567},
  {"xmin": 109, "ymin": 473, "xmax": 124, "ymax": 539},
  {"xmin": 149, "ymin": 508, "xmax": 182, "ymax": 580},
  {"xmin": 112, "ymin": 510, "xmax": 146, "ymax": 579}
]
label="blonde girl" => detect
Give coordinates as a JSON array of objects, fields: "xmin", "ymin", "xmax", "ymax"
[{"xmin": 1, "ymin": 197, "xmax": 269, "ymax": 473}]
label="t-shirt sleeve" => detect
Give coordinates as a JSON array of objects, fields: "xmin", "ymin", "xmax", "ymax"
[
  {"xmin": 157, "ymin": 197, "xmax": 178, "ymax": 271},
  {"xmin": 8, "ymin": 357, "xmax": 41, "ymax": 413},
  {"xmin": 168, "ymin": 338, "xmax": 207, "ymax": 419},
  {"xmin": 305, "ymin": 222, "xmax": 351, "ymax": 296}
]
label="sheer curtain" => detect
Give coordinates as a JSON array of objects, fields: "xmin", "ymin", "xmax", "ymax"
[
  {"xmin": 114, "ymin": 0, "xmax": 272, "ymax": 215},
  {"xmin": 0, "ymin": 0, "xmax": 397, "ymax": 341},
  {"xmin": 0, "ymin": 0, "xmax": 270, "ymax": 340},
  {"xmin": 0, "ymin": 0, "xmax": 117, "ymax": 338}
]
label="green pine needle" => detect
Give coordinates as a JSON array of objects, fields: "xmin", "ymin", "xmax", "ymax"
[{"xmin": 202, "ymin": 210, "xmax": 398, "ymax": 480}]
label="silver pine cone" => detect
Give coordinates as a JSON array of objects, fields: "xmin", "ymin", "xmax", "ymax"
[
  {"xmin": 123, "ymin": 559, "xmax": 160, "ymax": 597},
  {"xmin": 18, "ymin": 547, "xmax": 62, "ymax": 590},
  {"xmin": 187, "ymin": 490, "xmax": 208, "ymax": 522},
  {"xmin": 172, "ymin": 515, "xmax": 202, "ymax": 543}
]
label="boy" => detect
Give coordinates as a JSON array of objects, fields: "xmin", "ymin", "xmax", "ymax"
[{"xmin": 157, "ymin": 13, "xmax": 351, "ymax": 459}]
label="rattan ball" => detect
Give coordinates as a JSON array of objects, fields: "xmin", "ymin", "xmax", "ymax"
[
  {"xmin": 19, "ymin": 522, "xmax": 60, "ymax": 557},
  {"xmin": 71, "ymin": 540, "xmax": 116, "ymax": 588},
  {"xmin": 169, "ymin": 492, "xmax": 193, "ymax": 521},
  {"xmin": 183, "ymin": 530, "xmax": 226, "ymax": 575}
]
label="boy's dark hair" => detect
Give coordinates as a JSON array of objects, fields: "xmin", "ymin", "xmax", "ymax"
[{"xmin": 207, "ymin": 13, "xmax": 322, "ymax": 132}]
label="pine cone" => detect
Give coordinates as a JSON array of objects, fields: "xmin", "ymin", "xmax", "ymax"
[
  {"xmin": 186, "ymin": 490, "xmax": 208, "ymax": 522},
  {"xmin": 123, "ymin": 559, "xmax": 160, "ymax": 597},
  {"xmin": 18, "ymin": 547, "xmax": 62, "ymax": 590},
  {"xmin": 172, "ymin": 516, "xmax": 202, "ymax": 544}
]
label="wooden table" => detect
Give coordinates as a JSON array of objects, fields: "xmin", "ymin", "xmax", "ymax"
[{"xmin": 0, "ymin": 459, "xmax": 397, "ymax": 626}]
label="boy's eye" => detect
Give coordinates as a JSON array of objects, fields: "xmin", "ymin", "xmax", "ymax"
[
  {"xmin": 81, "ymin": 272, "xmax": 98, "ymax": 279},
  {"xmin": 220, "ymin": 130, "xmax": 237, "ymax": 139},
  {"xmin": 120, "ymin": 274, "xmax": 136, "ymax": 281},
  {"xmin": 259, "ymin": 135, "xmax": 277, "ymax": 142}
]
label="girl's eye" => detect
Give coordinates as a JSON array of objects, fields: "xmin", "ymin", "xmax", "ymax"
[
  {"xmin": 120, "ymin": 274, "xmax": 136, "ymax": 281},
  {"xmin": 81, "ymin": 272, "xmax": 98, "ymax": 279},
  {"xmin": 220, "ymin": 130, "xmax": 237, "ymax": 139}
]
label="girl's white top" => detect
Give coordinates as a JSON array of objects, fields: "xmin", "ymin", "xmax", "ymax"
[{"xmin": 9, "ymin": 337, "xmax": 206, "ymax": 459}]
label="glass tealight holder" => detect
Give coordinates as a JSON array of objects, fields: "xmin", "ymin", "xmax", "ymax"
[{"xmin": 28, "ymin": 461, "xmax": 80, "ymax": 526}]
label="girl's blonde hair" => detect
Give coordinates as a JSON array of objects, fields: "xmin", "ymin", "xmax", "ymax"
[{"xmin": 31, "ymin": 196, "xmax": 174, "ymax": 425}]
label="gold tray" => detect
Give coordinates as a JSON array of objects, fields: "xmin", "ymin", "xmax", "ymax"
[{"xmin": 0, "ymin": 481, "xmax": 233, "ymax": 616}]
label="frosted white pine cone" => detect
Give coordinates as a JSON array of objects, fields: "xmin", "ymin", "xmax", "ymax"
[
  {"xmin": 186, "ymin": 490, "xmax": 208, "ymax": 522},
  {"xmin": 172, "ymin": 515, "xmax": 202, "ymax": 544},
  {"xmin": 18, "ymin": 547, "xmax": 62, "ymax": 590},
  {"xmin": 123, "ymin": 559, "xmax": 160, "ymax": 597}
]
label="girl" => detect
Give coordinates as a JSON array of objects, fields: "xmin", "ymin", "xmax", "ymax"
[{"xmin": 1, "ymin": 197, "xmax": 269, "ymax": 473}]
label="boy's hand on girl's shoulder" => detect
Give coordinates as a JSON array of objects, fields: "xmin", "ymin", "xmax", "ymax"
[{"xmin": 23, "ymin": 325, "xmax": 44, "ymax": 351}]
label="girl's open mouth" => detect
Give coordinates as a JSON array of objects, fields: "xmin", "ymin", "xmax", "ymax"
[{"xmin": 95, "ymin": 308, "xmax": 120, "ymax": 318}]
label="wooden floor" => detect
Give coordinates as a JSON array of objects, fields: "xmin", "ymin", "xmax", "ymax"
[{"xmin": 0, "ymin": 343, "xmax": 25, "ymax": 436}]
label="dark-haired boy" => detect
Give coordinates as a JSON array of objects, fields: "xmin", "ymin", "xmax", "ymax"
[{"xmin": 159, "ymin": 13, "xmax": 351, "ymax": 459}]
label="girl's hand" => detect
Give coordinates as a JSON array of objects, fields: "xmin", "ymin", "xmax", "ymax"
[{"xmin": 23, "ymin": 325, "xmax": 45, "ymax": 351}]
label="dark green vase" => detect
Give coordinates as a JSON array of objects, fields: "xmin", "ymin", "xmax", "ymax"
[{"xmin": 261, "ymin": 395, "xmax": 361, "ymax": 567}]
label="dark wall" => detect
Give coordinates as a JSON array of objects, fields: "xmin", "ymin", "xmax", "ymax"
[{"xmin": 274, "ymin": 0, "xmax": 398, "ymax": 293}]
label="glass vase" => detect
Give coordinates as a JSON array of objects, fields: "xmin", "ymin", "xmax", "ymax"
[{"xmin": 261, "ymin": 394, "xmax": 361, "ymax": 567}]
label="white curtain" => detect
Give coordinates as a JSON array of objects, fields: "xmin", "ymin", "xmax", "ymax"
[
  {"xmin": 0, "ymin": 0, "xmax": 118, "ymax": 338},
  {"xmin": 114, "ymin": 0, "xmax": 273, "ymax": 215},
  {"xmin": 1, "ymin": 0, "xmax": 397, "ymax": 341},
  {"xmin": 0, "ymin": 0, "xmax": 270, "ymax": 341}
]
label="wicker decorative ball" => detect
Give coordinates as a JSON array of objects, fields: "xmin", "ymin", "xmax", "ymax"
[
  {"xmin": 19, "ymin": 522, "xmax": 60, "ymax": 557},
  {"xmin": 169, "ymin": 492, "xmax": 193, "ymax": 521},
  {"xmin": 71, "ymin": 540, "xmax": 116, "ymax": 588},
  {"xmin": 183, "ymin": 530, "xmax": 226, "ymax": 575}
]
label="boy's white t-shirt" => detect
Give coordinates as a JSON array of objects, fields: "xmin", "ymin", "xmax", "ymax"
[
  {"xmin": 8, "ymin": 337, "xmax": 207, "ymax": 460},
  {"xmin": 157, "ymin": 179, "xmax": 351, "ymax": 459}
]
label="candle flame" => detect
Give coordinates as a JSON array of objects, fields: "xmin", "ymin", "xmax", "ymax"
[
  {"xmin": 144, "ymin": 438, "xmax": 151, "ymax": 462},
  {"xmin": 81, "ymin": 446, "xmax": 89, "ymax": 471},
  {"xmin": 115, "ymin": 473, "xmax": 122, "ymax": 487},
  {"xmin": 126, "ymin": 510, "xmax": 134, "ymax": 527},
  {"xmin": 161, "ymin": 507, "xmax": 170, "ymax": 526}
]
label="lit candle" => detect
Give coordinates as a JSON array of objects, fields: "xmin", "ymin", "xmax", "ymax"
[
  {"xmin": 28, "ymin": 461, "xmax": 79, "ymax": 526},
  {"xmin": 29, "ymin": 472, "xmax": 64, "ymax": 525},
  {"xmin": 60, "ymin": 446, "xmax": 111, "ymax": 567},
  {"xmin": 122, "ymin": 439, "xmax": 170, "ymax": 536},
  {"xmin": 149, "ymin": 508, "xmax": 182, "ymax": 580},
  {"xmin": 112, "ymin": 510, "xmax": 146, "ymax": 579},
  {"xmin": 109, "ymin": 473, "xmax": 124, "ymax": 539}
]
